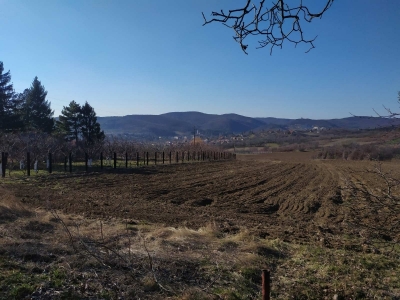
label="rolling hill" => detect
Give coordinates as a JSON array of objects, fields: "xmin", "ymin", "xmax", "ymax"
[{"xmin": 97, "ymin": 112, "xmax": 400, "ymax": 137}]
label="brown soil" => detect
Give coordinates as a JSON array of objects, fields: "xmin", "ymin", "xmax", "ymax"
[{"xmin": 6, "ymin": 152, "xmax": 398, "ymax": 244}]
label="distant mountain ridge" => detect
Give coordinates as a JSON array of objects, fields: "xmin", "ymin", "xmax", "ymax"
[{"xmin": 97, "ymin": 112, "xmax": 400, "ymax": 137}]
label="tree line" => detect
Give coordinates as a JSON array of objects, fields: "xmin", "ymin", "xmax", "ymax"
[{"xmin": 0, "ymin": 60, "xmax": 104, "ymax": 146}]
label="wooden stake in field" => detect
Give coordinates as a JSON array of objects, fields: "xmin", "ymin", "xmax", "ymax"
[
  {"xmin": 113, "ymin": 152, "xmax": 117, "ymax": 169},
  {"xmin": 136, "ymin": 152, "xmax": 139, "ymax": 167},
  {"xmin": 48, "ymin": 152, "xmax": 52, "ymax": 174},
  {"xmin": 100, "ymin": 152, "xmax": 103, "ymax": 169},
  {"xmin": 262, "ymin": 269, "xmax": 270, "ymax": 300},
  {"xmin": 63, "ymin": 155, "xmax": 67, "ymax": 172},
  {"xmin": 69, "ymin": 152, "xmax": 72, "ymax": 173},
  {"xmin": 125, "ymin": 152, "xmax": 128, "ymax": 168},
  {"xmin": 85, "ymin": 153, "xmax": 88, "ymax": 172},
  {"xmin": 1, "ymin": 152, "xmax": 5, "ymax": 178},
  {"xmin": 27, "ymin": 152, "xmax": 31, "ymax": 176}
]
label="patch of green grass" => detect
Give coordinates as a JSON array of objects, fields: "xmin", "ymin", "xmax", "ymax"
[
  {"xmin": 0, "ymin": 257, "xmax": 72, "ymax": 299},
  {"xmin": 50, "ymin": 268, "xmax": 66, "ymax": 288},
  {"xmin": 386, "ymin": 138, "xmax": 400, "ymax": 145},
  {"xmin": 9, "ymin": 283, "xmax": 35, "ymax": 299},
  {"xmin": 265, "ymin": 143, "xmax": 279, "ymax": 148},
  {"xmin": 0, "ymin": 269, "xmax": 40, "ymax": 300}
]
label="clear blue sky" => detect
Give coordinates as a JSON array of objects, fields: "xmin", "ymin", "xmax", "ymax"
[{"xmin": 1, "ymin": 0, "xmax": 399, "ymax": 119}]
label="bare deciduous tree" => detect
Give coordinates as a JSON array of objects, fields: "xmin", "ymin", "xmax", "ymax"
[{"xmin": 202, "ymin": 0, "xmax": 334, "ymax": 54}]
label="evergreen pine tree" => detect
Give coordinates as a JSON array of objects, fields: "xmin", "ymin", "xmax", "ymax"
[
  {"xmin": 0, "ymin": 61, "xmax": 23, "ymax": 132},
  {"xmin": 57, "ymin": 100, "xmax": 82, "ymax": 141},
  {"xmin": 23, "ymin": 76, "xmax": 54, "ymax": 133},
  {"xmin": 80, "ymin": 101, "xmax": 105, "ymax": 145}
]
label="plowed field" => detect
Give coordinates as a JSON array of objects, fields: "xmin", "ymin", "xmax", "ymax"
[{"xmin": 10, "ymin": 152, "xmax": 399, "ymax": 244}]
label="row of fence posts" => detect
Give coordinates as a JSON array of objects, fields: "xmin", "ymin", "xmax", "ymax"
[{"xmin": 0, "ymin": 151, "xmax": 236, "ymax": 176}]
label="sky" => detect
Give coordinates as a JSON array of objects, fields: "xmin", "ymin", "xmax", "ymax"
[{"xmin": 0, "ymin": 0, "xmax": 399, "ymax": 119}]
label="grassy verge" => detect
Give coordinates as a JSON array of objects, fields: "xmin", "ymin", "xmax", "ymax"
[{"xmin": 1, "ymin": 206, "xmax": 399, "ymax": 299}]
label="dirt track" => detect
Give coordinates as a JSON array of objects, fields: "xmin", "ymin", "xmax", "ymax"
[{"xmin": 7, "ymin": 152, "xmax": 399, "ymax": 243}]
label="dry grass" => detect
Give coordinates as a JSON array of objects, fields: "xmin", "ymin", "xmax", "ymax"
[{"xmin": 1, "ymin": 198, "xmax": 400, "ymax": 299}]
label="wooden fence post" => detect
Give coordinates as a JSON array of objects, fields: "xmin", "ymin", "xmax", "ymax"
[
  {"xmin": 154, "ymin": 152, "xmax": 157, "ymax": 165},
  {"xmin": 1, "ymin": 152, "xmax": 5, "ymax": 178},
  {"xmin": 100, "ymin": 152, "xmax": 103, "ymax": 170},
  {"xmin": 163, "ymin": 151, "xmax": 165, "ymax": 164},
  {"xmin": 63, "ymin": 155, "xmax": 67, "ymax": 172},
  {"xmin": 169, "ymin": 151, "xmax": 171, "ymax": 164},
  {"xmin": 176, "ymin": 151, "xmax": 178, "ymax": 163},
  {"xmin": 136, "ymin": 152, "xmax": 139, "ymax": 167},
  {"xmin": 125, "ymin": 152, "xmax": 128, "ymax": 168},
  {"xmin": 69, "ymin": 152, "xmax": 72, "ymax": 173},
  {"xmin": 4, "ymin": 153, "xmax": 8, "ymax": 175},
  {"xmin": 262, "ymin": 269, "xmax": 270, "ymax": 300},
  {"xmin": 146, "ymin": 152, "xmax": 149, "ymax": 165},
  {"xmin": 27, "ymin": 152, "xmax": 31, "ymax": 176},
  {"xmin": 85, "ymin": 153, "xmax": 88, "ymax": 172},
  {"xmin": 48, "ymin": 152, "xmax": 52, "ymax": 174},
  {"xmin": 113, "ymin": 152, "xmax": 117, "ymax": 169}
]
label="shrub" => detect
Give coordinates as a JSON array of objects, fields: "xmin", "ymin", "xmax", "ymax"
[{"xmin": 316, "ymin": 143, "xmax": 400, "ymax": 161}]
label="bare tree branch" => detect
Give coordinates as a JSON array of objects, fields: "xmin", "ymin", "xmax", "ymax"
[
  {"xmin": 344, "ymin": 162, "xmax": 400, "ymax": 245},
  {"xmin": 202, "ymin": 0, "xmax": 334, "ymax": 54}
]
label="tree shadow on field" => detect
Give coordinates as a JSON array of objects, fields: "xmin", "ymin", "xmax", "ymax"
[
  {"xmin": 103, "ymin": 167, "xmax": 161, "ymax": 176},
  {"xmin": 24, "ymin": 166, "xmax": 161, "ymax": 181},
  {"xmin": 0, "ymin": 206, "xmax": 33, "ymax": 224}
]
